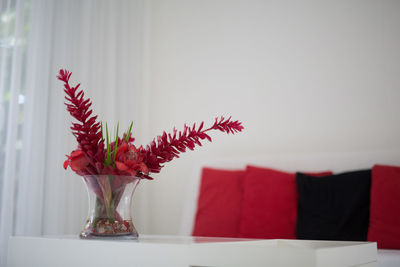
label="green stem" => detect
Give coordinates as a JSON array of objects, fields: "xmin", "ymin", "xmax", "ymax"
[
  {"xmin": 92, "ymin": 197, "xmax": 103, "ymax": 227},
  {"xmin": 105, "ymin": 198, "xmax": 115, "ymax": 221},
  {"xmin": 104, "ymin": 175, "xmax": 115, "ymax": 221}
]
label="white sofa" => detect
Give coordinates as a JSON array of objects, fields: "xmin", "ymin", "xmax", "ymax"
[{"xmin": 180, "ymin": 150, "xmax": 400, "ymax": 267}]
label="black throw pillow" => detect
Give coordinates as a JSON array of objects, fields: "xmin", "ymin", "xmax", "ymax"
[{"xmin": 296, "ymin": 170, "xmax": 371, "ymax": 241}]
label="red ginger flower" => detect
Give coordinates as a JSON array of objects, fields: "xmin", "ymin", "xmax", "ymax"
[
  {"xmin": 58, "ymin": 69, "xmax": 105, "ymax": 175},
  {"xmin": 141, "ymin": 116, "xmax": 244, "ymax": 174}
]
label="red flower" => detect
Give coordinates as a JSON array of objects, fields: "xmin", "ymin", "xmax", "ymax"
[
  {"xmin": 141, "ymin": 116, "xmax": 244, "ymax": 174},
  {"xmin": 64, "ymin": 150, "xmax": 90, "ymax": 175},
  {"xmin": 58, "ymin": 69, "xmax": 104, "ymax": 175},
  {"xmin": 113, "ymin": 141, "xmax": 149, "ymax": 176},
  {"xmin": 59, "ymin": 69, "xmax": 244, "ymax": 179}
]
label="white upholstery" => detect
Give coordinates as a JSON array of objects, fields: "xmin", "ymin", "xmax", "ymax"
[{"xmin": 378, "ymin": 249, "xmax": 400, "ymax": 267}]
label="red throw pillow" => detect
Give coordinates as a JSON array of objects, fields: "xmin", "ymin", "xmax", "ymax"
[
  {"xmin": 368, "ymin": 164, "xmax": 400, "ymax": 249},
  {"xmin": 192, "ymin": 167, "xmax": 245, "ymax": 237},
  {"xmin": 238, "ymin": 165, "xmax": 332, "ymax": 239}
]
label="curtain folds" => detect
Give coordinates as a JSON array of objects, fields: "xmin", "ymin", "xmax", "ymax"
[
  {"xmin": 0, "ymin": 0, "xmax": 30, "ymax": 266},
  {"xmin": 0, "ymin": 1, "xmax": 147, "ymax": 265}
]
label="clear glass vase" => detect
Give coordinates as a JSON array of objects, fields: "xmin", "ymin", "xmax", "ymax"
[{"xmin": 80, "ymin": 175, "xmax": 140, "ymax": 240}]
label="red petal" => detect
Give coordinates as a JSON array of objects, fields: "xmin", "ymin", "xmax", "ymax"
[
  {"xmin": 115, "ymin": 142, "xmax": 129, "ymax": 159},
  {"xmin": 115, "ymin": 161, "xmax": 129, "ymax": 171},
  {"xmin": 63, "ymin": 159, "xmax": 70, "ymax": 169}
]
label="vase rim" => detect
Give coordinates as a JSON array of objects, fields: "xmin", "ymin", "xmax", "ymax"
[{"xmin": 83, "ymin": 174, "xmax": 142, "ymax": 179}]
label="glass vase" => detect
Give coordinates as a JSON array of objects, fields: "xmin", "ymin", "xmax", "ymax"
[{"xmin": 80, "ymin": 175, "xmax": 140, "ymax": 240}]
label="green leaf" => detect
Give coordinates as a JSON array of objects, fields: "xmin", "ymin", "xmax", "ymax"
[
  {"xmin": 113, "ymin": 122, "xmax": 119, "ymax": 168},
  {"xmin": 105, "ymin": 123, "xmax": 111, "ymax": 166},
  {"xmin": 125, "ymin": 121, "xmax": 133, "ymax": 142}
]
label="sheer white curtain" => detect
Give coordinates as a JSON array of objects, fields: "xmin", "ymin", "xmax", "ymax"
[
  {"xmin": 0, "ymin": 0, "xmax": 30, "ymax": 265},
  {"xmin": 0, "ymin": 0, "xmax": 148, "ymax": 265}
]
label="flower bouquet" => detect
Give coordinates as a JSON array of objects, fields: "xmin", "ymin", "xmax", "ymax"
[{"xmin": 58, "ymin": 69, "xmax": 243, "ymax": 239}]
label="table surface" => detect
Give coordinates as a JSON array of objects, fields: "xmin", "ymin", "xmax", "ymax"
[{"xmin": 7, "ymin": 235, "xmax": 377, "ymax": 267}]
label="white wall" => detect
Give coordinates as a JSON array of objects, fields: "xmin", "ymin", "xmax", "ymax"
[{"xmin": 138, "ymin": 0, "xmax": 400, "ymax": 235}]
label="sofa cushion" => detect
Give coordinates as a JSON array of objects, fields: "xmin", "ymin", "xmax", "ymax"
[
  {"xmin": 192, "ymin": 167, "xmax": 244, "ymax": 237},
  {"xmin": 368, "ymin": 164, "xmax": 400, "ymax": 249},
  {"xmin": 238, "ymin": 166, "xmax": 331, "ymax": 239},
  {"xmin": 296, "ymin": 170, "xmax": 371, "ymax": 241}
]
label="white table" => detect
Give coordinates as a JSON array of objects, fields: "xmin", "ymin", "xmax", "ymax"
[{"xmin": 7, "ymin": 235, "xmax": 377, "ymax": 267}]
